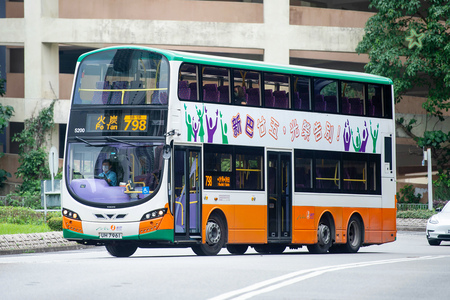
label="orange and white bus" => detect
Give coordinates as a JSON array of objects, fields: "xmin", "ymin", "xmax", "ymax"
[{"xmin": 62, "ymin": 46, "xmax": 396, "ymax": 257}]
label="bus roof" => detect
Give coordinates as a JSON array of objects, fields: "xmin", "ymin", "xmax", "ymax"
[{"xmin": 78, "ymin": 45, "xmax": 393, "ymax": 85}]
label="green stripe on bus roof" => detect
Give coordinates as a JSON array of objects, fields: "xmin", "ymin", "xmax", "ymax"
[{"xmin": 77, "ymin": 46, "xmax": 393, "ymax": 85}]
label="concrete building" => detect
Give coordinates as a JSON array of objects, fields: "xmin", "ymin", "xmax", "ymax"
[{"xmin": 0, "ymin": 0, "xmax": 443, "ymax": 196}]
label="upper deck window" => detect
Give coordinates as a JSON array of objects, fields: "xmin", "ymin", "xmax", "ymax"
[{"xmin": 73, "ymin": 49, "xmax": 169, "ymax": 105}]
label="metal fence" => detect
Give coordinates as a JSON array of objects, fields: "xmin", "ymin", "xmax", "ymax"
[{"xmin": 397, "ymin": 203, "xmax": 429, "ymax": 211}]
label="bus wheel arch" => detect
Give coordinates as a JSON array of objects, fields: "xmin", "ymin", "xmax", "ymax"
[
  {"xmin": 345, "ymin": 213, "xmax": 364, "ymax": 253},
  {"xmin": 307, "ymin": 212, "xmax": 335, "ymax": 254},
  {"xmin": 192, "ymin": 209, "xmax": 227, "ymax": 256}
]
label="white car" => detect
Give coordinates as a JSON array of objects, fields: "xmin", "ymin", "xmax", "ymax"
[{"xmin": 426, "ymin": 201, "xmax": 450, "ymax": 245}]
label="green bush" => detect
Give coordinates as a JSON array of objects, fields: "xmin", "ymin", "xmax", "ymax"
[
  {"xmin": 397, "ymin": 184, "xmax": 422, "ymax": 203},
  {"xmin": 47, "ymin": 216, "xmax": 63, "ymax": 231},
  {"xmin": 397, "ymin": 210, "xmax": 436, "ymax": 219},
  {"xmin": 0, "ymin": 206, "xmax": 45, "ymax": 225}
]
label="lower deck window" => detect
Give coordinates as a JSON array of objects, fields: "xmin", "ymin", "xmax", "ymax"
[
  {"xmin": 295, "ymin": 150, "xmax": 380, "ymax": 194},
  {"xmin": 204, "ymin": 145, "xmax": 263, "ymax": 190}
]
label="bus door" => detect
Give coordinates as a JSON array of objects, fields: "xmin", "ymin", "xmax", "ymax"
[
  {"xmin": 267, "ymin": 151, "xmax": 292, "ymax": 241},
  {"xmin": 173, "ymin": 147, "xmax": 201, "ymax": 240}
]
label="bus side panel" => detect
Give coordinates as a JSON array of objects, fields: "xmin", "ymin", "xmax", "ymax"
[
  {"xmin": 366, "ymin": 208, "xmax": 382, "ymax": 244},
  {"xmin": 292, "ymin": 206, "xmax": 316, "ymax": 244},
  {"xmin": 202, "ymin": 204, "xmax": 267, "ymax": 244},
  {"xmin": 233, "ymin": 204, "xmax": 266, "ymax": 244},
  {"xmin": 382, "ymin": 207, "xmax": 397, "ymax": 243},
  {"xmin": 293, "ymin": 206, "xmax": 389, "ymax": 245}
]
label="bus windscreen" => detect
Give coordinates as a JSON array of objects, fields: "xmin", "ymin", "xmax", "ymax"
[{"xmin": 73, "ymin": 49, "xmax": 169, "ymax": 105}]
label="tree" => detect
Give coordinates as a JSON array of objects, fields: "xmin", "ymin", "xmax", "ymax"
[
  {"xmin": 356, "ymin": 0, "xmax": 450, "ymax": 199},
  {"xmin": 0, "ymin": 67, "xmax": 14, "ymax": 187},
  {"xmin": 13, "ymin": 100, "xmax": 55, "ymax": 194}
]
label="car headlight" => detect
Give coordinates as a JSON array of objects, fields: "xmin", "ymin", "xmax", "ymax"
[{"xmin": 428, "ymin": 215, "xmax": 439, "ymax": 224}]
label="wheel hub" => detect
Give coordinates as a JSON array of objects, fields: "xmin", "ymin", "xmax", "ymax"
[
  {"xmin": 206, "ymin": 221, "xmax": 221, "ymax": 245},
  {"xmin": 317, "ymin": 224, "xmax": 330, "ymax": 246}
]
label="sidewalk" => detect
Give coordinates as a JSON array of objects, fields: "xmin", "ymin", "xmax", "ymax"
[{"xmin": 0, "ymin": 219, "xmax": 427, "ymax": 255}]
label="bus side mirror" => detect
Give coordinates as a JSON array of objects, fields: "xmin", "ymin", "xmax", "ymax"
[{"xmin": 163, "ymin": 144, "xmax": 171, "ymax": 160}]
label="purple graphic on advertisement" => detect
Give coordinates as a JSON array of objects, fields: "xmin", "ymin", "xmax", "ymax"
[
  {"xmin": 360, "ymin": 121, "xmax": 369, "ymax": 152},
  {"xmin": 206, "ymin": 107, "xmax": 219, "ymax": 143},
  {"xmin": 192, "ymin": 117, "xmax": 199, "ymax": 142},
  {"xmin": 343, "ymin": 119, "xmax": 351, "ymax": 151}
]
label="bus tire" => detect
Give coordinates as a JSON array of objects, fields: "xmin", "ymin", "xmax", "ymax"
[
  {"xmin": 105, "ymin": 243, "xmax": 137, "ymax": 257},
  {"xmin": 344, "ymin": 216, "xmax": 363, "ymax": 253},
  {"xmin": 226, "ymin": 244, "xmax": 248, "ymax": 255},
  {"xmin": 254, "ymin": 244, "xmax": 286, "ymax": 254},
  {"xmin": 192, "ymin": 214, "xmax": 226, "ymax": 256},
  {"xmin": 307, "ymin": 221, "xmax": 332, "ymax": 254}
]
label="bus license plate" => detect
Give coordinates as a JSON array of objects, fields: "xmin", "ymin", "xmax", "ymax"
[{"xmin": 99, "ymin": 232, "xmax": 122, "ymax": 239}]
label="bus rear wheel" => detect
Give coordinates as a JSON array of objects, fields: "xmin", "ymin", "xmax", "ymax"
[
  {"xmin": 344, "ymin": 216, "xmax": 363, "ymax": 253},
  {"xmin": 226, "ymin": 244, "xmax": 248, "ymax": 255},
  {"xmin": 192, "ymin": 215, "xmax": 226, "ymax": 256},
  {"xmin": 307, "ymin": 222, "xmax": 332, "ymax": 254},
  {"xmin": 105, "ymin": 243, "xmax": 137, "ymax": 257}
]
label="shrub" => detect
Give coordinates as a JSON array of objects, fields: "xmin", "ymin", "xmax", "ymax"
[
  {"xmin": 396, "ymin": 210, "xmax": 436, "ymax": 219},
  {"xmin": 396, "ymin": 184, "xmax": 422, "ymax": 203},
  {"xmin": 0, "ymin": 206, "xmax": 45, "ymax": 225},
  {"xmin": 47, "ymin": 216, "xmax": 63, "ymax": 231}
]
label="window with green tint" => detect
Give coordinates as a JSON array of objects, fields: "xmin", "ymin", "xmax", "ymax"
[
  {"xmin": 341, "ymin": 81, "xmax": 365, "ymax": 116},
  {"xmin": 314, "ymin": 79, "xmax": 337, "ymax": 113}
]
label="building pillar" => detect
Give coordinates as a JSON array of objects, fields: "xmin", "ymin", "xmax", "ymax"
[
  {"xmin": 263, "ymin": 0, "xmax": 290, "ymax": 65},
  {"xmin": 24, "ymin": 0, "xmax": 59, "ymax": 100}
]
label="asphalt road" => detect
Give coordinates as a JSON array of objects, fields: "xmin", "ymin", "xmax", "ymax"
[{"xmin": 0, "ymin": 231, "xmax": 448, "ymax": 300}]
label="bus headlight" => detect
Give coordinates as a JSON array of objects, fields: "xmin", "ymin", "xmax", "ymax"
[
  {"xmin": 62, "ymin": 208, "xmax": 81, "ymax": 220},
  {"xmin": 141, "ymin": 208, "xmax": 167, "ymax": 221}
]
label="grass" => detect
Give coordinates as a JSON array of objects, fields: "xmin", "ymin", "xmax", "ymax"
[{"xmin": 0, "ymin": 223, "xmax": 52, "ymax": 235}]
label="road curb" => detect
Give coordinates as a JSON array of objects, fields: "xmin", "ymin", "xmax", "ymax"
[{"xmin": 0, "ymin": 231, "xmax": 93, "ymax": 255}]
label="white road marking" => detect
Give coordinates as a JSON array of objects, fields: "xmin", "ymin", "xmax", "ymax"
[{"xmin": 209, "ymin": 255, "xmax": 449, "ymax": 300}]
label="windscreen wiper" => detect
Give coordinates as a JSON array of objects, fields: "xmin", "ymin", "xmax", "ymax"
[
  {"xmin": 75, "ymin": 136, "xmax": 107, "ymax": 147},
  {"xmin": 75, "ymin": 136, "xmax": 94, "ymax": 146},
  {"xmin": 106, "ymin": 137, "xmax": 137, "ymax": 147}
]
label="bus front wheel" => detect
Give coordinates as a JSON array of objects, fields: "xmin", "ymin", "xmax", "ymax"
[
  {"xmin": 226, "ymin": 244, "xmax": 248, "ymax": 255},
  {"xmin": 105, "ymin": 243, "xmax": 137, "ymax": 257},
  {"xmin": 192, "ymin": 215, "xmax": 226, "ymax": 256}
]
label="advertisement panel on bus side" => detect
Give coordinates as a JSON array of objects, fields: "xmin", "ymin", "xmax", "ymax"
[{"xmin": 181, "ymin": 102, "xmax": 389, "ymax": 155}]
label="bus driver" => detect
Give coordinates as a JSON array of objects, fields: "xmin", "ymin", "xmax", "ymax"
[{"xmin": 98, "ymin": 159, "xmax": 118, "ymax": 186}]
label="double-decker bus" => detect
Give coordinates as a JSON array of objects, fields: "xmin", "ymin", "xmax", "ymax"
[{"xmin": 62, "ymin": 46, "xmax": 396, "ymax": 257}]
